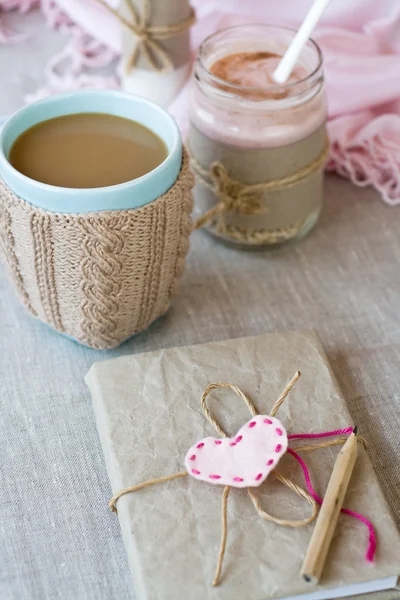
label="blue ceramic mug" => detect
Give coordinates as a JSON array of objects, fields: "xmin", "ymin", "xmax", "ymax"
[
  {"xmin": 0, "ymin": 90, "xmax": 182, "ymax": 213},
  {"xmin": 0, "ymin": 91, "xmax": 193, "ymax": 349}
]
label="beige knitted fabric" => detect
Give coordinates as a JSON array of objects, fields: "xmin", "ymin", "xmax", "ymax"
[{"xmin": 0, "ymin": 150, "xmax": 193, "ymax": 349}]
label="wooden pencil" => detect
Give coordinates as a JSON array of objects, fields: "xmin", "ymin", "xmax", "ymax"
[{"xmin": 301, "ymin": 426, "xmax": 359, "ymax": 584}]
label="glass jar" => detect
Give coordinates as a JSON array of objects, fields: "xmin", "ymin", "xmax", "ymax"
[{"xmin": 188, "ymin": 24, "xmax": 328, "ymax": 249}]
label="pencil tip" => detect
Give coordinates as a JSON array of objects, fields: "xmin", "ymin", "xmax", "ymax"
[
  {"xmin": 303, "ymin": 575, "xmax": 312, "ymax": 583},
  {"xmin": 353, "ymin": 425, "xmax": 358, "ymax": 435}
]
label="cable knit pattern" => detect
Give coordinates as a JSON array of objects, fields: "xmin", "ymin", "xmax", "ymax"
[
  {"xmin": 30, "ymin": 212, "xmax": 64, "ymax": 331},
  {"xmin": 0, "ymin": 186, "xmax": 37, "ymax": 316},
  {"xmin": 78, "ymin": 216, "xmax": 129, "ymax": 348},
  {"xmin": 169, "ymin": 177, "xmax": 193, "ymax": 305},
  {"xmin": 0, "ymin": 148, "xmax": 194, "ymax": 349}
]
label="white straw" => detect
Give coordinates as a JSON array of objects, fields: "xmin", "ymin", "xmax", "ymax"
[{"xmin": 272, "ymin": 0, "xmax": 331, "ymax": 84}]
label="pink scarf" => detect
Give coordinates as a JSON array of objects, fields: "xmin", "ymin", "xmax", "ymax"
[{"xmin": 1, "ymin": 0, "xmax": 400, "ymax": 205}]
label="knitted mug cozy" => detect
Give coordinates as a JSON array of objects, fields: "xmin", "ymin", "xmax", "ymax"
[{"xmin": 0, "ymin": 149, "xmax": 193, "ymax": 349}]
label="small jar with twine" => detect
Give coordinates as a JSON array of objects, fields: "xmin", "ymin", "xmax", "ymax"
[
  {"xmin": 189, "ymin": 24, "xmax": 329, "ymax": 249},
  {"xmin": 97, "ymin": 0, "xmax": 196, "ymax": 107}
]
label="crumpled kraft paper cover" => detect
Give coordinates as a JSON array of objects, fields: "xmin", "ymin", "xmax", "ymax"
[{"xmin": 85, "ymin": 330, "xmax": 400, "ymax": 600}]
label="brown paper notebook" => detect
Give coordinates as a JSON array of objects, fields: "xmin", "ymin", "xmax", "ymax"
[{"xmin": 86, "ymin": 330, "xmax": 400, "ymax": 600}]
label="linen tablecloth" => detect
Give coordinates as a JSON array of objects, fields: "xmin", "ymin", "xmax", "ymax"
[{"xmin": 0, "ymin": 9, "xmax": 399, "ymax": 600}]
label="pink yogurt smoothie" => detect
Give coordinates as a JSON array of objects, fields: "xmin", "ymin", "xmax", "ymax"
[
  {"xmin": 190, "ymin": 51, "xmax": 326, "ymax": 149},
  {"xmin": 209, "ymin": 51, "xmax": 306, "ymax": 90}
]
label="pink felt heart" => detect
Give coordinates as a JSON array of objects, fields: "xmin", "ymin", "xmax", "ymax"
[{"xmin": 185, "ymin": 415, "xmax": 288, "ymax": 488}]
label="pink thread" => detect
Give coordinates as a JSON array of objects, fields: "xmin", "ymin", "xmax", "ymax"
[
  {"xmin": 235, "ymin": 435, "xmax": 243, "ymax": 443},
  {"xmin": 215, "ymin": 440, "xmax": 222, "ymax": 445},
  {"xmin": 192, "ymin": 469, "xmax": 200, "ymax": 475},
  {"xmin": 264, "ymin": 418, "xmax": 273, "ymax": 424},
  {"xmin": 249, "ymin": 421, "xmax": 256, "ymax": 428},
  {"xmin": 233, "ymin": 477, "xmax": 244, "ymax": 482},
  {"xmin": 255, "ymin": 473, "xmax": 263, "ymax": 481},
  {"xmin": 189, "ymin": 455, "xmax": 196, "ymax": 461},
  {"xmin": 287, "ymin": 447, "xmax": 376, "ymax": 562},
  {"xmin": 196, "ymin": 442, "xmax": 205, "ymax": 449},
  {"xmin": 276, "ymin": 428, "xmax": 283, "ymax": 436},
  {"xmin": 267, "ymin": 459, "xmax": 274, "ymax": 466},
  {"xmin": 230, "ymin": 442, "xmax": 236, "ymax": 447},
  {"xmin": 275, "ymin": 444, "xmax": 282, "ymax": 453},
  {"xmin": 209, "ymin": 474, "xmax": 221, "ymax": 480},
  {"xmin": 288, "ymin": 428, "xmax": 353, "ymax": 440}
]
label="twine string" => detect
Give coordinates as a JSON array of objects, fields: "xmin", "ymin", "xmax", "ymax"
[
  {"xmin": 95, "ymin": 0, "xmax": 196, "ymax": 72},
  {"xmin": 200, "ymin": 382, "xmax": 257, "ymax": 438},
  {"xmin": 288, "ymin": 428, "xmax": 367, "ymax": 452},
  {"xmin": 247, "ymin": 471, "xmax": 319, "ymax": 528},
  {"xmin": 292, "ymin": 437, "xmax": 367, "ymax": 453},
  {"xmin": 201, "ymin": 374, "xmax": 321, "ymax": 585},
  {"xmin": 108, "ymin": 373, "xmax": 373, "ymax": 587},
  {"xmin": 109, "ymin": 471, "xmax": 188, "ymax": 513},
  {"xmin": 212, "ymin": 486, "xmax": 230, "ymax": 586},
  {"xmin": 191, "ymin": 140, "xmax": 330, "ymax": 231},
  {"xmin": 270, "ymin": 371, "xmax": 301, "ymax": 417}
]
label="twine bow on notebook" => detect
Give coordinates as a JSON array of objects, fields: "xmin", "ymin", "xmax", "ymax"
[
  {"xmin": 96, "ymin": 0, "xmax": 196, "ymax": 72},
  {"xmin": 191, "ymin": 139, "xmax": 330, "ymax": 231},
  {"xmin": 109, "ymin": 372, "xmax": 375, "ymax": 587}
]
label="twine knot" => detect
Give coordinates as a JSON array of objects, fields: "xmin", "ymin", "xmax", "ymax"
[
  {"xmin": 191, "ymin": 138, "xmax": 330, "ymax": 231},
  {"xmin": 96, "ymin": 0, "xmax": 196, "ymax": 72},
  {"xmin": 210, "ymin": 163, "xmax": 265, "ymax": 215}
]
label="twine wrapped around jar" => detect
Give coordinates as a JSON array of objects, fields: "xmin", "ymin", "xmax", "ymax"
[
  {"xmin": 0, "ymin": 150, "xmax": 193, "ymax": 349},
  {"xmin": 190, "ymin": 139, "xmax": 330, "ymax": 244},
  {"xmin": 96, "ymin": 0, "xmax": 196, "ymax": 72}
]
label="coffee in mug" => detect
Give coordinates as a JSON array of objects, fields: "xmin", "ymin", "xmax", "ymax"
[{"xmin": 9, "ymin": 113, "xmax": 168, "ymax": 189}]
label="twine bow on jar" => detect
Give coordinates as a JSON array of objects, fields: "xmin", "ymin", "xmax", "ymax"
[
  {"xmin": 190, "ymin": 139, "xmax": 330, "ymax": 232},
  {"xmin": 95, "ymin": 0, "xmax": 196, "ymax": 72},
  {"xmin": 192, "ymin": 160, "xmax": 268, "ymax": 231}
]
